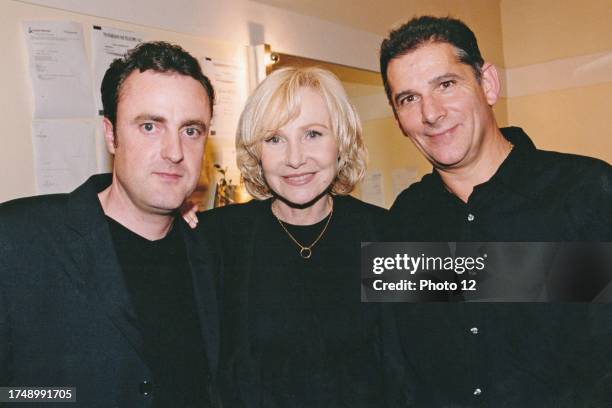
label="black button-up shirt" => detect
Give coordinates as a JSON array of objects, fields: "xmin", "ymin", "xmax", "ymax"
[
  {"xmin": 388, "ymin": 127, "xmax": 612, "ymax": 242},
  {"xmin": 384, "ymin": 127, "xmax": 612, "ymax": 407}
]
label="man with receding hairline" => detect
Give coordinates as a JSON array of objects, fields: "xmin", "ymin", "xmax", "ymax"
[
  {"xmin": 379, "ymin": 15, "xmax": 612, "ymax": 406},
  {"xmin": 0, "ymin": 42, "xmax": 220, "ymax": 407}
]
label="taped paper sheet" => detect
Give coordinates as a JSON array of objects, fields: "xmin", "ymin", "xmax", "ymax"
[
  {"xmin": 23, "ymin": 21, "xmax": 94, "ymax": 118},
  {"xmin": 32, "ymin": 120, "xmax": 97, "ymax": 194},
  {"xmin": 361, "ymin": 170, "xmax": 385, "ymax": 207},
  {"xmin": 391, "ymin": 167, "xmax": 418, "ymax": 200},
  {"xmin": 91, "ymin": 25, "xmax": 143, "ymax": 114},
  {"xmin": 202, "ymin": 57, "xmax": 247, "ymax": 139}
]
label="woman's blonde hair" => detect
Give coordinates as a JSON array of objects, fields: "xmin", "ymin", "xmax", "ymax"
[{"xmin": 236, "ymin": 66, "xmax": 367, "ymax": 200}]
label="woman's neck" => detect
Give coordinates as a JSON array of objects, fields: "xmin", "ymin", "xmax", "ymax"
[{"xmin": 271, "ymin": 194, "xmax": 333, "ymax": 225}]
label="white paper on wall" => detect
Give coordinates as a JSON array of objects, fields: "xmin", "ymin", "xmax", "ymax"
[
  {"xmin": 23, "ymin": 21, "xmax": 95, "ymax": 119},
  {"xmin": 91, "ymin": 25, "xmax": 143, "ymax": 114},
  {"xmin": 202, "ymin": 57, "xmax": 247, "ymax": 139},
  {"xmin": 361, "ymin": 170, "xmax": 385, "ymax": 207},
  {"xmin": 32, "ymin": 120, "xmax": 97, "ymax": 194},
  {"xmin": 391, "ymin": 167, "xmax": 418, "ymax": 200}
]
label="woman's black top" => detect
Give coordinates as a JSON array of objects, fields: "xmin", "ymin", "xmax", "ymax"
[{"xmin": 199, "ymin": 195, "xmax": 387, "ymax": 407}]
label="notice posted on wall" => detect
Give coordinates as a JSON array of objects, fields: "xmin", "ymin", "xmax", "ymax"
[
  {"xmin": 202, "ymin": 57, "xmax": 247, "ymax": 139},
  {"xmin": 91, "ymin": 25, "xmax": 143, "ymax": 114},
  {"xmin": 361, "ymin": 170, "xmax": 385, "ymax": 207},
  {"xmin": 23, "ymin": 21, "xmax": 94, "ymax": 119},
  {"xmin": 32, "ymin": 120, "xmax": 97, "ymax": 194},
  {"xmin": 391, "ymin": 167, "xmax": 418, "ymax": 200}
]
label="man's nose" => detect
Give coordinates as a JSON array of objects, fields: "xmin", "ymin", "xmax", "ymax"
[
  {"xmin": 161, "ymin": 131, "xmax": 184, "ymax": 163},
  {"xmin": 421, "ymin": 95, "xmax": 446, "ymax": 125}
]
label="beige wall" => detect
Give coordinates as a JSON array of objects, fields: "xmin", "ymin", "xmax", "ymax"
[
  {"xmin": 501, "ymin": 0, "xmax": 612, "ymax": 68},
  {"xmin": 438, "ymin": 0, "xmax": 506, "ymax": 69},
  {"xmin": 494, "ymin": 98, "xmax": 509, "ymax": 127},
  {"xmin": 357, "ymin": 117, "xmax": 431, "ymax": 208},
  {"xmin": 506, "ymin": 83, "xmax": 612, "ymax": 161},
  {"xmin": 501, "ymin": 0, "xmax": 612, "ymax": 164}
]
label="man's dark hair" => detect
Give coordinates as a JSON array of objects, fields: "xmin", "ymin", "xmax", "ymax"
[
  {"xmin": 101, "ymin": 41, "xmax": 215, "ymax": 129},
  {"xmin": 380, "ymin": 16, "xmax": 484, "ymax": 102}
]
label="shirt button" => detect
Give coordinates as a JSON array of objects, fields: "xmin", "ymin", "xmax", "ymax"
[
  {"xmin": 473, "ymin": 387, "xmax": 482, "ymax": 396},
  {"xmin": 139, "ymin": 380, "xmax": 153, "ymax": 396},
  {"xmin": 467, "ymin": 213, "xmax": 475, "ymax": 222},
  {"xmin": 470, "ymin": 327, "xmax": 479, "ymax": 335}
]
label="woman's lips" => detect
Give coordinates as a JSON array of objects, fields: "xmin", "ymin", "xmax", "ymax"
[{"xmin": 282, "ymin": 172, "xmax": 315, "ymax": 186}]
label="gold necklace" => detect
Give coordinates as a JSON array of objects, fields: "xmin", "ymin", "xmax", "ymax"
[{"xmin": 273, "ymin": 199, "xmax": 334, "ymax": 259}]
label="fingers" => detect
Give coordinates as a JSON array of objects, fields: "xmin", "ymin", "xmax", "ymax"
[
  {"xmin": 186, "ymin": 215, "xmax": 198, "ymax": 229},
  {"xmin": 181, "ymin": 202, "xmax": 200, "ymax": 230},
  {"xmin": 182, "ymin": 211, "xmax": 198, "ymax": 229}
]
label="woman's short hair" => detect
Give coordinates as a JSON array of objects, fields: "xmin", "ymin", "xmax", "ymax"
[{"xmin": 236, "ymin": 66, "xmax": 367, "ymax": 200}]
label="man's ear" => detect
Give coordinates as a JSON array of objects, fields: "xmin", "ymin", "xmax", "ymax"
[
  {"xmin": 102, "ymin": 117, "xmax": 117, "ymax": 154},
  {"xmin": 480, "ymin": 62, "xmax": 501, "ymax": 106}
]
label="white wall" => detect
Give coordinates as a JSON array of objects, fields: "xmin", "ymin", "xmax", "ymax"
[{"xmin": 18, "ymin": 0, "xmax": 383, "ymax": 71}]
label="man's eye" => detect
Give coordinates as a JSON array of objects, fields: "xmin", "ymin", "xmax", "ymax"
[
  {"xmin": 141, "ymin": 122, "xmax": 155, "ymax": 132},
  {"xmin": 440, "ymin": 80, "xmax": 455, "ymax": 89},
  {"xmin": 399, "ymin": 95, "xmax": 416, "ymax": 106},
  {"xmin": 184, "ymin": 127, "xmax": 202, "ymax": 138}
]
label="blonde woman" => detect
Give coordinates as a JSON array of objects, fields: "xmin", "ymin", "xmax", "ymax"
[{"xmin": 194, "ymin": 67, "xmax": 387, "ymax": 407}]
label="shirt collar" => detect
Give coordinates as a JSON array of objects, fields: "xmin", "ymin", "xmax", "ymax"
[
  {"xmin": 427, "ymin": 126, "xmax": 539, "ymax": 199},
  {"xmin": 489, "ymin": 126, "xmax": 540, "ymax": 197}
]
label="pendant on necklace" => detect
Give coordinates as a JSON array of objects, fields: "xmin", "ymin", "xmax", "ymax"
[{"xmin": 300, "ymin": 247, "xmax": 312, "ymax": 259}]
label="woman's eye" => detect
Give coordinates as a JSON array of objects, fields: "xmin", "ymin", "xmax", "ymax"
[
  {"xmin": 306, "ymin": 130, "xmax": 322, "ymax": 138},
  {"xmin": 265, "ymin": 135, "xmax": 281, "ymax": 144}
]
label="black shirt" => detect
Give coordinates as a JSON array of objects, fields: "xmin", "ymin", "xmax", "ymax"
[
  {"xmin": 388, "ymin": 127, "xmax": 612, "ymax": 241},
  {"xmin": 107, "ymin": 217, "xmax": 210, "ymax": 408},
  {"xmin": 384, "ymin": 128, "xmax": 612, "ymax": 407},
  {"xmin": 199, "ymin": 195, "xmax": 387, "ymax": 408}
]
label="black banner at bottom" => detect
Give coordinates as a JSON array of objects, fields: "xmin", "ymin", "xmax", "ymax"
[{"xmin": 361, "ymin": 242, "xmax": 612, "ymax": 302}]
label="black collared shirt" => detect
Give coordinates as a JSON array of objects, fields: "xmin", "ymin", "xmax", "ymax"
[
  {"xmin": 388, "ymin": 127, "xmax": 612, "ymax": 241},
  {"xmin": 384, "ymin": 128, "xmax": 612, "ymax": 407}
]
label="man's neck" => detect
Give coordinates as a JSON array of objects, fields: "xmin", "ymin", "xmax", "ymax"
[
  {"xmin": 98, "ymin": 185, "xmax": 174, "ymax": 241},
  {"xmin": 438, "ymin": 128, "xmax": 513, "ymax": 203}
]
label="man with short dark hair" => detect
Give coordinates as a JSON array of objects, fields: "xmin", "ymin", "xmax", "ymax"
[
  {"xmin": 0, "ymin": 42, "xmax": 219, "ymax": 407},
  {"xmin": 380, "ymin": 16, "xmax": 612, "ymax": 406},
  {"xmin": 381, "ymin": 16, "xmax": 611, "ymax": 241}
]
